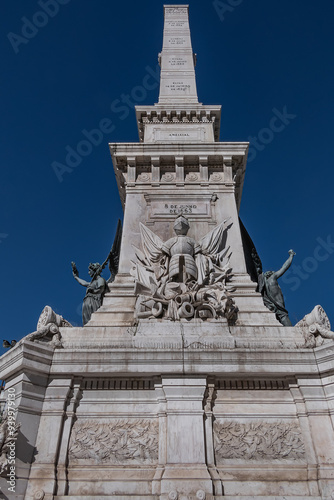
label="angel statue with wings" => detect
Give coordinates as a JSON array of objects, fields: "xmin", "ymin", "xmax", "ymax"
[
  {"xmin": 131, "ymin": 215, "xmax": 238, "ymax": 323},
  {"xmin": 71, "ymin": 220, "xmax": 122, "ymax": 325}
]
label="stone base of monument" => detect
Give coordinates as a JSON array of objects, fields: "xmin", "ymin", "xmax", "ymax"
[
  {"xmin": 2, "ymin": 323, "xmax": 334, "ymax": 500},
  {"xmin": 2, "ymin": 4, "xmax": 334, "ymax": 499}
]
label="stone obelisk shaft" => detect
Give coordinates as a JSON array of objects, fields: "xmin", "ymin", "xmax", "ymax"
[{"xmin": 159, "ymin": 5, "xmax": 198, "ymax": 104}]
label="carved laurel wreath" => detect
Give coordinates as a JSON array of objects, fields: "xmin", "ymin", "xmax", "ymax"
[
  {"xmin": 213, "ymin": 420, "xmax": 305, "ymax": 462},
  {"xmin": 68, "ymin": 418, "xmax": 159, "ymax": 464}
]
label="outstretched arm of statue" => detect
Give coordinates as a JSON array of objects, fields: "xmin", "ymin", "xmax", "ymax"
[
  {"xmin": 71, "ymin": 261, "xmax": 90, "ymax": 287},
  {"xmin": 274, "ymin": 249, "xmax": 296, "ymax": 279}
]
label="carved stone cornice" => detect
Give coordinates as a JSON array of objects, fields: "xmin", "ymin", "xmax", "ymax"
[
  {"xmin": 110, "ymin": 142, "xmax": 248, "ymax": 211},
  {"xmin": 136, "ymin": 105, "xmax": 222, "ymax": 142}
]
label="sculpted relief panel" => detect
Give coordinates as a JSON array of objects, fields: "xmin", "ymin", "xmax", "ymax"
[
  {"xmin": 213, "ymin": 420, "xmax": 306, "ymax": 462},
  {"xmin": 131, "ymin": 216, "xmax": 238, "ymax": 322},
  {"xmin": 68, "ymin": 419, "xmax": 159, "ymax": 465}
]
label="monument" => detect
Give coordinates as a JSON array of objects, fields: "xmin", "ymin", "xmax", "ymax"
[{"xmin": 1, "ymin": 5, "xmax": 334, "ymax": 500}]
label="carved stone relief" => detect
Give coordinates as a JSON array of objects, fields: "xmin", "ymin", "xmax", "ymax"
[
  {"xmin": 296, "ymin": 305, "xmax": 333, "ymax": 347},
  {"xmin": 68, "ymin": 418, "xmax": 159, "ymax": 464},
  {"xmin": 161, "ymin": 173, "xmax": 175, "ymax": 183},
  {"xmin": 137, "ymin": 172, "xmax": 151, "ymax": 183},
  {"xmin": 0, "ymin": 413, "xmax": 21, "ymax": 475},
  {"xmin": 213, "ymin": 420, "xmax": 305, "ymax": 462},
  {"xmin": 16, "ymin": 305, "xmax": 72, "ymax": 348},
  {"xmin": 186, "ymin": 173, "xmax": 199, "ymax": 182},
  {"xmin": 131, "ymin": 216, "xmax": 238, "ymax": 322}
]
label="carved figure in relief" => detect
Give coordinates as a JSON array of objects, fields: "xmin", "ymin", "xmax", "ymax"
[
  {"xmin": 253, "ymin": 249, "xmax": 295, "ymax": 326},
  {"xmin": 0, "ymin": 413, "xmax": 20, "ymax": 475},
  {"xmin": 72, "ymin": 220, "xmax": 122, "ymax": 325},
  {"xmin": 131, "ymin": 215, "xmax": 237, "ymax": 322}
]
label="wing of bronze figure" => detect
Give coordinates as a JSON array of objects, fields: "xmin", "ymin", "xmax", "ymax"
[{"xmin": 106, "ymin": 219, "xmax": 123, "ymax": 283}]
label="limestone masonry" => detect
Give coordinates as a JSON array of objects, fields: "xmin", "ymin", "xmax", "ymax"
[{"xmin": 1, "ymin": 5, "xmax": 334, "ymax": 500}]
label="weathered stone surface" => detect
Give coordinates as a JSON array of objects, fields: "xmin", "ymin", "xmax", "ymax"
[
  {"xmin": 1, "ymin": 5, "xmax": 334, "ymax": 500},
  {"xmin": 213, "ymin": 420, "xmax": 306, "ymax": 462},
  {"xmin": 68, "ymin": 418, "xmax": 159, "ymax": 464}
]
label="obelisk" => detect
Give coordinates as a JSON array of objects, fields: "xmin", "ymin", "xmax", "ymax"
[{"xmin": 1, "ymin": 5, "xmax": 334, "ymax": 500}]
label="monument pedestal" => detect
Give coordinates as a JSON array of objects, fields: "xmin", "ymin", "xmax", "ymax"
[
  {"xmin": 1, "ymin": 5, "xmax": 334, "ymax": 500},
  {"xmin": 2, "ymin": 329, "xmax": 334, "ymax": 499}
]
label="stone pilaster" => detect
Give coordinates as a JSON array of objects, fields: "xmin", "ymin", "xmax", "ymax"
[
  {"xmin": 24, "ymin": 377, "xmax": 73, "ymax": 500},
  {"xmin": 159, "ymin": 377, "xmax": 214, "ymax": 500}
]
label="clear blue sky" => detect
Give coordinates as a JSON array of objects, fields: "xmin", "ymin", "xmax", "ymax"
[{"xmin": 1, "ymin": 0, "xmax": 333, "ymax": 354}]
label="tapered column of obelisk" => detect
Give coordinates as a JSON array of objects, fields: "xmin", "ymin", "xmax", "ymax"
[{"xmin": 159, "ymin": 5, "xmax": 199, "ymax": 104}]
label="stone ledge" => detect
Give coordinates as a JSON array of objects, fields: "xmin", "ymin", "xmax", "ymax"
[
  {"xmin": 55, "ymin": 497, "xmax": 159, "ymax": 500},
  {"xmin": 220, "ymin": 497, "xmax": 321, "ymax": 500}
]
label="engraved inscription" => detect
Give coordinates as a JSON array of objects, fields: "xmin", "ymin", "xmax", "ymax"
[
  {"xmin": 165, "ymin": 81, "xmax": 191, "ymax": 92},
  {"xmin": 165, "ymin": 7, "xmax": 187, "ymax": 14},
  {"xmin": 168, "ymin": 37, "xmax": 186, "ymax": 45},
  {"xmin": 147, "ymin": 199, "xmax": 212, "ymax": 222},
  {"xmin": 164, "ymin": 203, "xmax": 197, "ymax": 215},
  {"xmin": 166, "ymin": 21, "xmax": 187, "ymax": 28},
  {"xmin": 169, "ymin": 57, "xmax": 187, "ymax": 67},
  {"xmin": 154, "ymin": 128, "xmax": 205, "ymax": 143}
]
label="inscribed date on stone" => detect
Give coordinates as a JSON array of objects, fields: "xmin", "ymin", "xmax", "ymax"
[
  {"xmin": 165, "ymin": 204, "xmax": 197, "ymax": 215},
  {"xmin": 147, "ymin": 200, "xmax": 211, "ymax": 221}
]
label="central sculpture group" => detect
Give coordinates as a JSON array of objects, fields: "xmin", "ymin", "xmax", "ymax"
[
  {"xmin": 71, "ymin": 215, "xmax": 296, "ymax": 326},
  {"xmin": 131, "ymin": 215, "xmax": 238, "ymax": 322}
]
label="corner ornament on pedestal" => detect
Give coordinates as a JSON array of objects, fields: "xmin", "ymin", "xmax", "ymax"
[
  {"xmin": 131, "ymin": 215, "xmax": 238, "ymax": 322},
  {"xmin": 296, "ymin": 304, "xmax": 334, "ymax": 348},
  {"xmin": 15, "ymin": 305, "xmax": 72, "ymax": 349}
]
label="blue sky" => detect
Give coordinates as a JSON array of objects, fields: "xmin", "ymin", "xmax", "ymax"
[{"xmin": 1, "ymin": 0, "xmax": 333, "ymax": 354}]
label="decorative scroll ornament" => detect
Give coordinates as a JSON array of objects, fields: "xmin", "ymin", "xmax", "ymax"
[
  {"xmin": 0, "ymin": 413, "xmax": 21, "ymax": 475},
  {"xmin": 131, "ymin": 216, "xmax": 237, "ymax": 322},
  {"xmin": 296, "ymin": 305, "xmax": 333, "ymax": 348},
  {"xmin": 17, "ymin": 305, "xmax": 72, "ymax": 348},
  {"xmin": 213, "ymin": 420, "xmax": 305, "ymax": 462},
  {"xmin": 68, "ymin": 419, "xmax": 159, "ymax": 464}
]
